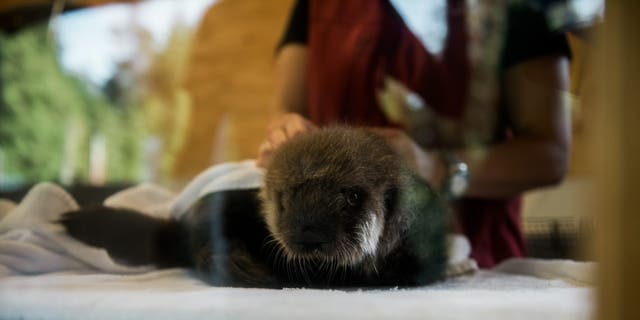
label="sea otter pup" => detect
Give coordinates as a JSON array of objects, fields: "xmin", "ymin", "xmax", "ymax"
[{"xmin": 61, "ymin": 127, "xmax": 447, "ymax": 288}]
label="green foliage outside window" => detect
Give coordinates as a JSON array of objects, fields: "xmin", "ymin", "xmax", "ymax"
[{"xmin": 0, "ymin": 24, "xmax": 145, "ymax": 187}]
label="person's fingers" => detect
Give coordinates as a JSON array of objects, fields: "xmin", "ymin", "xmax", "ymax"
[
  {"xmin": 269, "ymin": 128, "xmax": 288, "ymax": 149},
  {"xmin": 260, "ymin": 124, "xmax": 293, "ymax": 166},
  {"xmin": 283, "ymin": 119, "xmax": 308, "ymax": 139},
  {"xmin": 281, "ymin": 121, "xmax": 299, "ymax": 139},
  {"xmin": 256, "ymin": 141, "xmax": 273, "ymax": 168},
  {"xmin": 258, "ymin": 139, "xmax": 272, "ymax": 154},
  {"xmin": 259, "ymin": 113, "xmax": 317, "ymax": 168},
  {"xmin": 279, "ymin": 113, "xmax": 317, "ymax": 140}
]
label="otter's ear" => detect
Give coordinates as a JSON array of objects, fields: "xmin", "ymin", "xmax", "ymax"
[{"xmin": 383, "ymin": 187, "xmax": 399, "ymax": 218}]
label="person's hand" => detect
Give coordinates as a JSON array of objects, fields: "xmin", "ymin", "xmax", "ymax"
[
  {"xmin": 257, "ymin": 113, "xmax": 317, "ymax": 168},
  {"xmin": 369, "ymin": 127, "xmax": 447, "ymax": 189}
]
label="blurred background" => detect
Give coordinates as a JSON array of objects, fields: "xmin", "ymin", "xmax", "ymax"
[
  {"xmin": 0, "ymin": 0, "xmax": 296, "ymax": 207},
  {"xmin": 0, "ymin": 0, "xmax": 291, "ymax": 189}
]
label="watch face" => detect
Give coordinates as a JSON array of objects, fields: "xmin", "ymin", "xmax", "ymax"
[
  {"xmin": 450, "ymin": 174, "xmax": 468, "ymax": 197},
  {"xmin": 443, "ymin": 154, "xmax": 469, "ymax": 199}
]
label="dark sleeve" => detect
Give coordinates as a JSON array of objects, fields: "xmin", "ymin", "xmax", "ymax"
[
  {"xmin": 501, "ymin": 5, "xmax": 572, "ymax": 70},
  {"xmin": 277, "ymin": 0, "xmax": 309, "ymax": 50}
]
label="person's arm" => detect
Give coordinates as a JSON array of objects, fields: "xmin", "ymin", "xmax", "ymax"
[
  {"xmin": 459, "ymin": 54, "xmax": 572, "ymax": 198},
  {"xmin": 272, "ymin": 0, "xmax": 310, "ymax": 115},
  {"xmin": 439, "ymin": 4, "xmax": 573, "ymax": 198},
  {"xmin": 257, "ymin": 45, "xmax": 315, "ymax": 168},
  {"xmin": 391, "ymin": 54, "xmax": 571, "ymax": 198},
  {"xmin": 273, "ymin": 45, "xmax": 309, "ymax": 115}
]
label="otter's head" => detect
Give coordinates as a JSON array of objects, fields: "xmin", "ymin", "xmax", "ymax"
[{"xmin": 260, "ymin": 127, "xmax": 409, "ymax": 267}]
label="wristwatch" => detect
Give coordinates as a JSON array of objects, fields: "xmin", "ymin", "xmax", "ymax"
[{"xmin": 442, "ymin": 153, "xmax": 469, "ymax": 200}]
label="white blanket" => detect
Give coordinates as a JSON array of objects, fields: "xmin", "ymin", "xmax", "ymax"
[
  {"xmin": 0, "ymin": 264, "xmax": 593, "ymax": 320},
  {"xmin": 0, "ymin": 161, "xmax": 264, "ymax": 276},
  {"xmin": 0, "ymin": 160, "xmax": 595, "ymax": 319}
]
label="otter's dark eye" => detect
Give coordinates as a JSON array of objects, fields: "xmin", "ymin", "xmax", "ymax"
[
  {"xmin": 344, "ymin": 188, "xmax": 365, "ymax": 207},
  {"xmin": 347, "ymin": 192, "xmax": 359, "ymax": 206}
]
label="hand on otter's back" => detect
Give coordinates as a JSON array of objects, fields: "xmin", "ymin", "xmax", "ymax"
[{"xmin": 257, "ymin": 113, "xmax": 317, "ymax": 168}]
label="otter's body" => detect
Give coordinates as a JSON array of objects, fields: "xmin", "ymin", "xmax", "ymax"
[{"xmin": 61, "ymin": 127, "xmax": 447, "ymax": 288}]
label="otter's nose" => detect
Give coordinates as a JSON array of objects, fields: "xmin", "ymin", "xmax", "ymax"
[{"xmin": 293, "ymin": 225, "xmax": 333, "ymax": 251}]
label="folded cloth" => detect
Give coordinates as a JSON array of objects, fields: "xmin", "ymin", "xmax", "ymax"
[
  {"xmin": 0, "ymin": 199, "xmax": 16, "ymax": 221},
  {"xmin": 0, "ymin": 160, "xmax": 476, "ymax": 278},
  {"xmin": 0, "ymin": 182, "xmax": 151, "ymax": 276}
]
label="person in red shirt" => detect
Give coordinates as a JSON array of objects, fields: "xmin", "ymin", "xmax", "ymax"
[{"xmin": 257, "ymin": 0, "xmax": 572, "ymax": 268}]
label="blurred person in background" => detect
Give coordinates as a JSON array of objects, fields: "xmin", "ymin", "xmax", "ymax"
[{"xmin": 257, "ymin": 0, "xmax": 572, "ymax": 268}]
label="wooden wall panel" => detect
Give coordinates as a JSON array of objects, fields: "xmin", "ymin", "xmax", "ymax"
[
  {"xmin": 592, "ymin": 1, "xmax": 640, "ymax": 319},
  {"xmin": 172, "ymin": 0, "xmax": 294, "ymax": 180}
]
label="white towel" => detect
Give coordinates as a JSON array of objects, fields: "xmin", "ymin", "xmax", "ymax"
[
  {"xmin": 0, "ymin": 267, "xmax": 593, "ymax": 320},
  {"xmin": 0, "ymin": 183, "xmax": 151, "ymax": 276}
]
